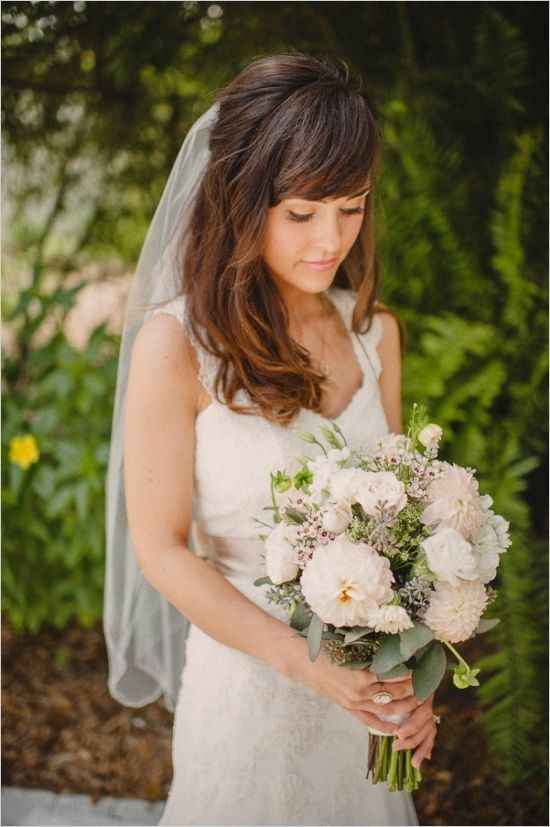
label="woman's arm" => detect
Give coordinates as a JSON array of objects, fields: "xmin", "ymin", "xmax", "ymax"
[
  {"xmin": 123, "ymin": 312, "xmax": 305, "ymax": 678},
  {"xmin": 376, "ymin": 311, "xmax": 403, "ymax": 433}
]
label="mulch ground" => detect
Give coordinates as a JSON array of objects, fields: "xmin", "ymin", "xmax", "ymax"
[{"xmin": 2, "ymin": 616, "xmax": 547, "ymax": 826}]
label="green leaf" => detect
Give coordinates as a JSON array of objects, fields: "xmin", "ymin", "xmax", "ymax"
[
  {"xmin": 413, "ymin": 641, "xmax": 447, "ymax": 701},
  {"xmin": 344, "ymin": 627, "xmax": 371, "ymax": 645},
  {"xmin": 399, "ymin": 622, "xmax": 434, "ymax": 660},
  {"xmin": 377, "ymin": 663, "xmax": 413, "ymax": 680},
  {"xmin": 370, "ymin": 634, "xmax": 405, "ymax": 675},
  {"xmin": 289, "ymin": 602, "xmax": 312, "ymax": 632},
  {"xmin": 253, "ymin": 576, "xmax": 272, "ymax": 587},
  {"xmin": 475, "ymin": 617, "xmax": 501, "ymax": 634},
  {"xmin": 307, "ymin": 613, "xmax": 324, "ymax": 662}
]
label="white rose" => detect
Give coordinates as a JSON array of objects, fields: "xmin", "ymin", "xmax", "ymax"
[
  {"xmin": 418, "ymin": 424, "xmax": 443, "ymax": 450},
  {"xmin": 330, "ymin": 467, "xmax": 367, "ymax": 502},
  {"xmin": 321, "ymin": 502, "xmax": 353, "ymax": 534},
  {"xmin": 300, "ymin": 535, "xmax": 394, "ymax": 627},
  {"xmin": 355, "ymin": 471, "xmax": 407, "ymax": 517},
  {"xmin": 422, "ymin": 526, "xmax": 478, "ymax": 586},
  {"xmin": 309, "ymin": 447, "xmax": 351, "ymax": 500},
  {"xmin": 421, "ymin": 464, "xmax": 484, "ymax": 540},
  {"xmin": 471, "ymin": 520, "xmax": 508, "ymax": 584},
  {"xmin": 265, "ymin": 523, "xmax": 299, "ymax": 585}
]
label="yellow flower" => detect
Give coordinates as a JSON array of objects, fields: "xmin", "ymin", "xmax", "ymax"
[{"xmin": 8, "ymin": 434, "xmax": 40, "ymax": 470}]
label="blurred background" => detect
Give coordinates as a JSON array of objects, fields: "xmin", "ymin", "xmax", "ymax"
[{"xmin": 2, "ymin": 3, "xmax": 548, "ymax": 825}]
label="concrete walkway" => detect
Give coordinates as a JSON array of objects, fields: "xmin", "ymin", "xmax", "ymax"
[{"xmin": 1, "ymin": 787, "xmax": 165, "ymax": 826}]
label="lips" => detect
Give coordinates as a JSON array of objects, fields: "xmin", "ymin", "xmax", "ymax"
[{"xmin": 304, "ymin": 257, "xmax": 338, "ymax": 265}]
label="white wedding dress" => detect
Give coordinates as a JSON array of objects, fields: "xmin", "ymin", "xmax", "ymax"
[{"xmin": 153, "ymin": 286, "xmax": 419, "ymax": 826}]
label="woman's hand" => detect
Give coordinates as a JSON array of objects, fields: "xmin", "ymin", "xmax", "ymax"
[
  {"xmin": 391, "ymin": 691, "xmax": 437, "ymax": 770},
  {"xmin": 289, "ymin": 646, "xmax": 420, "ymax": 736}
]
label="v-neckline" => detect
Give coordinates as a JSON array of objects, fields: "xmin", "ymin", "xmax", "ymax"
[{"xmin": 306, "ymin": 288, "xmax": 368, "ymax": 423}]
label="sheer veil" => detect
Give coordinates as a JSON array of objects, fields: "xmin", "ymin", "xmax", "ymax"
[{"xmin": 103, "ymin": 101, "xmax": 220, "ymax": 711}]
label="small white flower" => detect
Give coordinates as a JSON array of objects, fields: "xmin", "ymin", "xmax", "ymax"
[
  {"xmin": 265, "ymin": 523, "xmax": 299, "ymax": 585},
  {"xmin": 423, "ymin": 579, "xmax": 489, "ymax": 643},
  {"xmin": 374, "ymin": 432, "xmax": 413, "ymax": 460},
  {"xmin": 418, "ymin": 424, "xmax": 443, "ymax": 450},
  {"xmin": 321, "ymin": 502, "xmax": 352, "ymax": 534},
  {"xmin": 367, "ymin": 604, "xmax": 414, "ymax": 634},
  {"xmin": 300, "ymin": 535, "xmax": 394, "ymax": 627},
  {"xmin": 421, "ymin": 463, "xmax": 484, "ymax": 540},
  {"xmin": 422, "ymin": 526, "xmax": 479, "ymax": 586},
  {"xmin": 489, "ymin": 513, "xmax": 511, "ymax": 551},
  {"xmin": 356, "ymin": 471, "xmax": 407, "ymax": 517}
]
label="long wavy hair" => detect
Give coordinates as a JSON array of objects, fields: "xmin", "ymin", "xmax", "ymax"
[{"xmin": 168, "ymin": 53, "xmax": 402, "ymax": 425}]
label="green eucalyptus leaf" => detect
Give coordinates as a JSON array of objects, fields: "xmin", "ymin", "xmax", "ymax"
[
  {"xmin": 399, "ymin": 622, "xmax": 434, "ymax": 660},
  {"xmin": 474, "ymin": 617, "xmax": 501, "ymax": 634},
  {"xmin": 377, "ymin": 663, "xmax": 413, "ymax": 680},
  {"xmin": 290, "ymin": 602, "xmax": 312, "ymax": 631},
  {"xmin": 344, "ymin": 627, "xmax": 371, "ymax": 646},
  {"xmin": 307, "ymin": 613, "xmax": 324, "ymax": 662},
  {"xmin": 370, "ymin": 634, "xmax": 405, "ymax": 675},
  {"xmin": 413, "ymin": 641, "xmax": 447, "ymax": 701},
  {"xmin": 253, "ymin": 576, "xmax": 272, "ymax": 587}
]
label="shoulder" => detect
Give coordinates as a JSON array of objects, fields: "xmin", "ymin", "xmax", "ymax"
[
  {"xmin": 374, "ymin": 309, "xmax": 402, "ymax": 379},
  {"xmin": 375, "ymin": 309, "xmax": 401, "ymax": 350},
  {"xmin": 129, "ymin": 298, "xmax": 201, "ymax": 411}
]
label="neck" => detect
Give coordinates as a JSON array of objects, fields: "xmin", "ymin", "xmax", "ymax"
[{"xmin": 276, "ymin": 281, "xmax": 333, "ymax": 331}]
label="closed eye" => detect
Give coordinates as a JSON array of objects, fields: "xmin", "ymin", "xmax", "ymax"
[{"xmin": 288, "ymin": 207, "xmax": 365, "ymax": 223}]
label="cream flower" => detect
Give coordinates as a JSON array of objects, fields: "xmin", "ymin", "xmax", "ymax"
[
  {"xmin": 421, "ymin": 463, "xmax": 484, "ymax": 540},
  {"xmin": 355, "ymin": 471, "xmax": 407, "ymax": 517},
  {"xmin": 301, "ymin": 535, "xmax": 395, "ymax": 627},
  {"xmin": 367, "ymin": 604, "xmax": 414, "ymax": 634},
  {"xmin": 321, "ymin": 502, "xmax": 353, "ymax": 534},
  {"xmin": 309, "ymin": 447, "xmax": 351, "ymax": 500},
  {"xmin": 421, "ymin": 527, "xmax": 479, "ymax": 586},
  {"xmin": 423, "ymin": 579, "xmax": 489, "ymax": 643},
  {"xmin": 418, "ymin": 424, "xmax": 443, "ymax": 450},
  {"xmin": 373, "ymin": 432, "xmax": 413, "ymax": 460},
  {"xmin": 265, "ymin": 523, "xmax": 299, "ymax": 585},
  {"xmin": 329, "ymin": 467, "xmax": 367, "ymax": 503}
]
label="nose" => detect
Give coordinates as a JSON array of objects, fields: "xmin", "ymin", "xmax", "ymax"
[{"xmin": 310, "ymin": 210, "xmax": 344, "ymax": 258}]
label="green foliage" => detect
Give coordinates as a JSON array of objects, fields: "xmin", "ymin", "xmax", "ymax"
[
  {"xmin": 2, "ymin": 279, "xmax": 119, "ymax": 633},
  {"xmin": 379, "ymin": 97, "xmax": 547, "ymax": 786}
]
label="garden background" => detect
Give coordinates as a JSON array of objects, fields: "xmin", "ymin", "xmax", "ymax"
[{"xmin": 2, "ymin": 3, "xmax": 548, "ymax": 825}]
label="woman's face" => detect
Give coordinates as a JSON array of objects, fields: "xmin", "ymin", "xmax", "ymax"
[{"xmin": 262, "ymin": 185, "xmax": 370, "ymax": 297}]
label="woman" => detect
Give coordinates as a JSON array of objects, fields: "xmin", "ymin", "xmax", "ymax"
[{"xmin": 105, "ymin": 53, "xmax": 437, "ymax": 825}]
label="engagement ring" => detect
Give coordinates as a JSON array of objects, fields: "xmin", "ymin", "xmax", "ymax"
[
  {"xmin": 372, "ymin": 691, "xmax": 393, "ymax": 705},
  {"xmin": 432, "ymin": 713, "xmax": 441, "ymax": 725}
]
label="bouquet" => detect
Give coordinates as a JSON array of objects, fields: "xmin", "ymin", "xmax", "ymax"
[{"xmin": 254, "ymin": 403, "xmax": 511, "ymax": 791}]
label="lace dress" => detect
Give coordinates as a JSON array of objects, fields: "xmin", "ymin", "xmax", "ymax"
[{"xmin": 153, "ymin": 287, "xmax": 419, "ymax": 827}]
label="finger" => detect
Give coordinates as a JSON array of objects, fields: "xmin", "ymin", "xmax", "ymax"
[
  {"xmin": 394, "ymin": 719, "xmax": 435, "ymax": 752},
  {"xmin": 412, "ymin": 729, "xmax": 436, "ymax": 770},
  {"xmin": 348, "ymin": 708, "xmax": 401, "ymax": 735},
  {"xmin": 395, "ymin": 699, "xmax": 434, "ymax": 739}
]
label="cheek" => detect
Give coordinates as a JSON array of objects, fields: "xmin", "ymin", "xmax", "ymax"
[{"xmin": 264, "ymin": 220, "xmax": 308, "ymax": 266}]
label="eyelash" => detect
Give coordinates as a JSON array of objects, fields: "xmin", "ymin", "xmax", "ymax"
[{"xmin": 288, "ymin": 207, "xmax": 365, "ymax": 223}]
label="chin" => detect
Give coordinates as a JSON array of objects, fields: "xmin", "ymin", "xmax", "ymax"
[{"xmin": 293, "ymin": 272, "xmax": 336, "ymax": 294}]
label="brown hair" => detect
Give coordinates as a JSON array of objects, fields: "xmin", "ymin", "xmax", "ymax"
[{"xmin": 166, "ymin": 52, "xmax": 403, "ymax": 425}]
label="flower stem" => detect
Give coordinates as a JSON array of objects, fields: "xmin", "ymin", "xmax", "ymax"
[{"xmin": 442, "ymin": 639, "xmax": 470, "ymax": 669}]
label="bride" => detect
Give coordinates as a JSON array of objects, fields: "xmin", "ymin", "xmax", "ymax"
[{"xmin": 104, "ymin": 52, "xmax": 438, "ymax": 826}]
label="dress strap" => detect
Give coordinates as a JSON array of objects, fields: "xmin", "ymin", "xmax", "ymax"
[
  {"xmin": 151, "ymin": 295, "xmax": 219, "ymax": 400},
  {"xmin": 328, "ymin": 287, "xmax": 383, "ymax": 381}
]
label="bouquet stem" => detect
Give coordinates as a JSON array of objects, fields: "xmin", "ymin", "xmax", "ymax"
[{"xmin": 366, "ymin": 734, "xmax": 422, "ymax": 792}]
